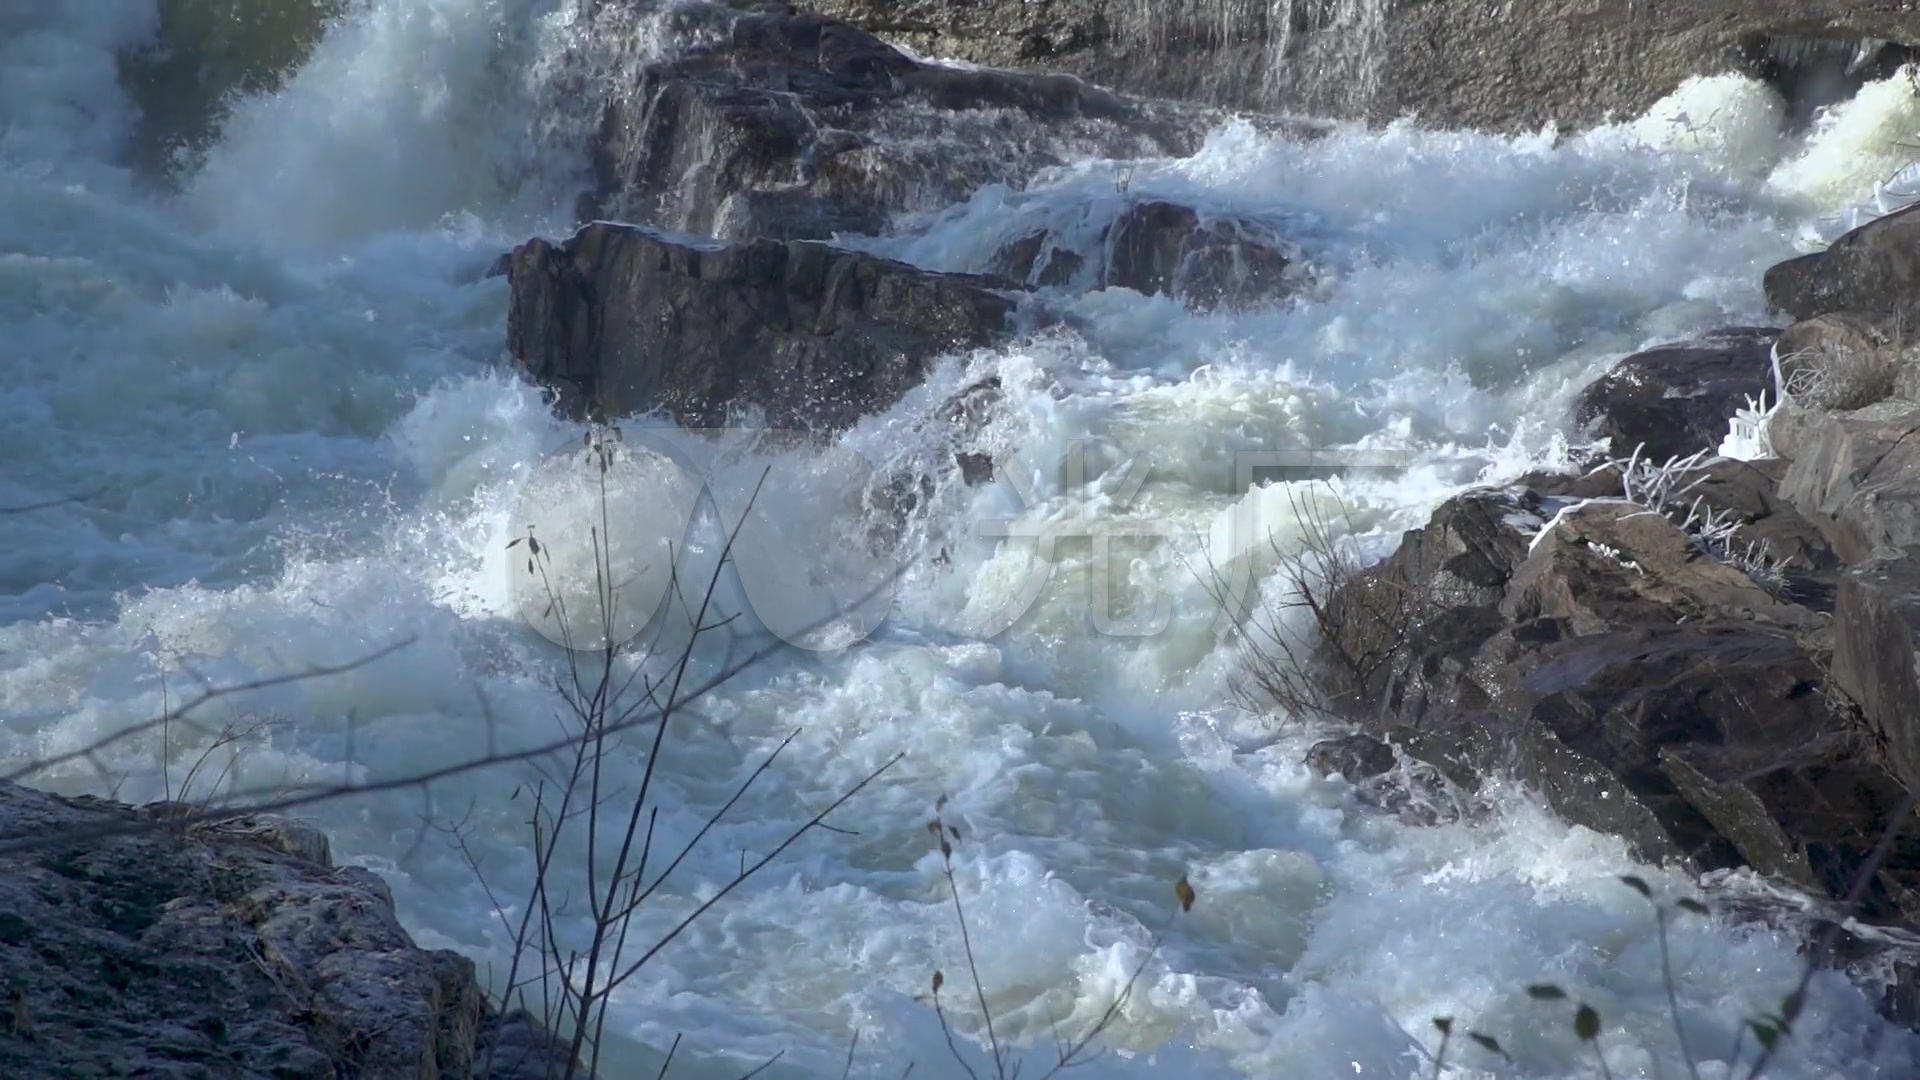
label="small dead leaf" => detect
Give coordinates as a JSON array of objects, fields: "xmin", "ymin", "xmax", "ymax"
[
  {"xmin": 1174, "ymin": 874, "xmax": 1196, "ymax": 913},
  {"xmin": 1468, "ymin": 1032, "xmax": 1507, "ymax": 1059},
  {"xmin": 931, "ymin": 971, "xmax": 944, "ymax": 995},
  {"xmin": 1676, "ymin": 898, "xmax": 1710, "ymax": 917},
  {"xmin": 1573, "ymin": 1004, "xmax": 1601, "ymax": 1042},
  {"xmin": 1526, "ymin": 984, "xmax": 1568, "ymax": 1001},
  {"xmin": 1619, "ymin": 875, "xmax": 1651, "ymax": 898}
]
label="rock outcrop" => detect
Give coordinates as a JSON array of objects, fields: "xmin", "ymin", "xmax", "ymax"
[
  {"xmin": 1303, "ymin": 412, "xmax": 1920, "ymax": 1018},
  {"xmin": 1767, "ymin": 203, "xmax": 1920, "ymax": 322},
  {"xmin": 586, "ymin": 7, "xmax": 1205, "ymax": 241},
  {"xmin": 797, "ymin": 0, "xmax": 1920, "ymax": 131},
  {"xmin": 0, "ymin": 783, "xmax": 577, "ymax": 1079},
  {"xmin": 507, "ymin": 221, "xmax": 1017, "ymax": 428},
  {"xmin": 1574, "ymin": 327, "xmax": 1779, "ymax": 461}
]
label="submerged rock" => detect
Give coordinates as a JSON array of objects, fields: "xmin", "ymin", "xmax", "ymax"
[
  {"xmin": 993, "ymin": 199, "xmax": 1299, "ymax": 310},
  {"xmin": 506, "ymin": 221, "xmax": 1016, "ymax": 429},
  {"xmin": 0, "ymin": 782, "xmax": 580, "ymax": 1078},
  {"xmin": 586, "ymin": 7, "xmax": 1204, "ymax": 240}
]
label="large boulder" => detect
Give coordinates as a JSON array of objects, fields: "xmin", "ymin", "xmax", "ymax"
[
  {"xmin": 1767, "ymin": 204, "xmax": 1920, "ymax": 322},
  {"xmin": 0, "ymin": 783, "xmax": 578, "ymax": 1078},
  {"xmin": 1574, "ymin": 327, "xmax": 1779, "ymax": 462},
  {"xmin": 585, "ymin": 7, "xmax": 1205, "ymax": 240},
  {"xmin": 797, "ymin": 0, "xmax": 1920, "ymax": 131},
  {"xmin": 506, "ymin": 221, "xmax": 1017, "ymax": 428}
]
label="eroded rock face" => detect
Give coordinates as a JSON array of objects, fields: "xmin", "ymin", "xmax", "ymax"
[
  {"xmin": 507, "ymin": 222, "xmax": 1017, "ymax": 428},
  {"xmin": 0, "ymin": 784, "xmax": 578, "ymax": 1079},
  {"xmin": 586, "ymin": 7, "xmax": 1204, "ymax": 241},
  {"xmin": 1574, "ymin": 328, "xmax": 1779, "ymax": 462},
  {"xmin": 798, "ymin": 0, "xmax": 1920, "ymax": 131}
]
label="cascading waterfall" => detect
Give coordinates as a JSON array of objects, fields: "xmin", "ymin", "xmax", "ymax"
[
  {"xmin": 1126, "ymin": 0, "xmax": 1390, "ymax": 113},
  {"xmin": 9, "ymin": 0, "xmax": 1920, "ymax": 1076}
]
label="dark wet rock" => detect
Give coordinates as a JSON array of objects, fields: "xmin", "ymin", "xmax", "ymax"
[
  {"xmin": 1776, "ymin": 400, "xmax": 1920, "ymax": 562},
  {"xmin": 1574, "ymin": 327, "xmax": 1779, "ymax": 462},
  {"xmin": 1315, "ymin": 479, "xmax": 1920, "ymax": 938},
  {"xmin": 1305, "ymin": 733, "xmax": 1397, "ymax": 786},
  {"xmin": 506, "ymin": 221, "xmax": 1016, "ymax": 428},
  {"xmin": 0, "ymin": 782, "xmax": 581, "ymax": 1079},
  {"xmin": 586, "ymin": 7, "xmax": 1204, "ymax": 241},
  {"xmin": 1104, "ymin": 200, "xmax": 1296, "ymax": 309},
  {"xmin": 992, "ymin": 230, "xmax": 1086, "ymax": 290},
  {"xmin": 1767, "ymin": 204, "xmax": 1920, "ymax": 322},
  {"xmin": 989, "ymin": 199, "xmax": 1299, "ymax": 310},
  {"xmin": 798, "ymin": 0, "xmax": 1920, "ymax": 131},
  {"xmin": 1304, "ymin": 733, "xmax": 1469, "ymax": 826}
]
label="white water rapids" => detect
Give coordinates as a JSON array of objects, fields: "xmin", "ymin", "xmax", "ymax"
[{"xmin": 8, "ymin": 1, "xmax": 1920, "ymax": 1076}]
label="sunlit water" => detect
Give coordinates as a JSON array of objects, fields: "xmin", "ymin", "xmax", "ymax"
[{"xmin": 5, "ymin": 2, "xmax": 1920, "ymax": 1077}]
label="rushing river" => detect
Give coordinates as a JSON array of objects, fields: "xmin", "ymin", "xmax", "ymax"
[{"xmin": 6, "ymin": 1, "xmax": 1920, "ymax": 1076}]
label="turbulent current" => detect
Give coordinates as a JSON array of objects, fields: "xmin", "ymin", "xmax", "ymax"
[{"xmin": 9, "ymin": 1, "xmax": 1920, "ymax": 1077}]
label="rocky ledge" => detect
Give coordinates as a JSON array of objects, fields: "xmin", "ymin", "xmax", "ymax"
[
  {"xmin": 795, "ymin": 0, "xmax": 1920, "ymax": 132},
  {"xmin": 585, "ymin": 6, "xmax": 1211, "ymax": 241},
  {"xmin": 0, "ymin": 783, "xmax": 576, "ymax": 1078},
  {"xmin": 1303, "ymin": 202, "xmax": 1920, "ymax": 1024}
]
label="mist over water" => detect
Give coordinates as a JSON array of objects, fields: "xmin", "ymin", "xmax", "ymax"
[{"xmin": 5, "ymin": 2, "xmax": 1920, "ymax": 1076}]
